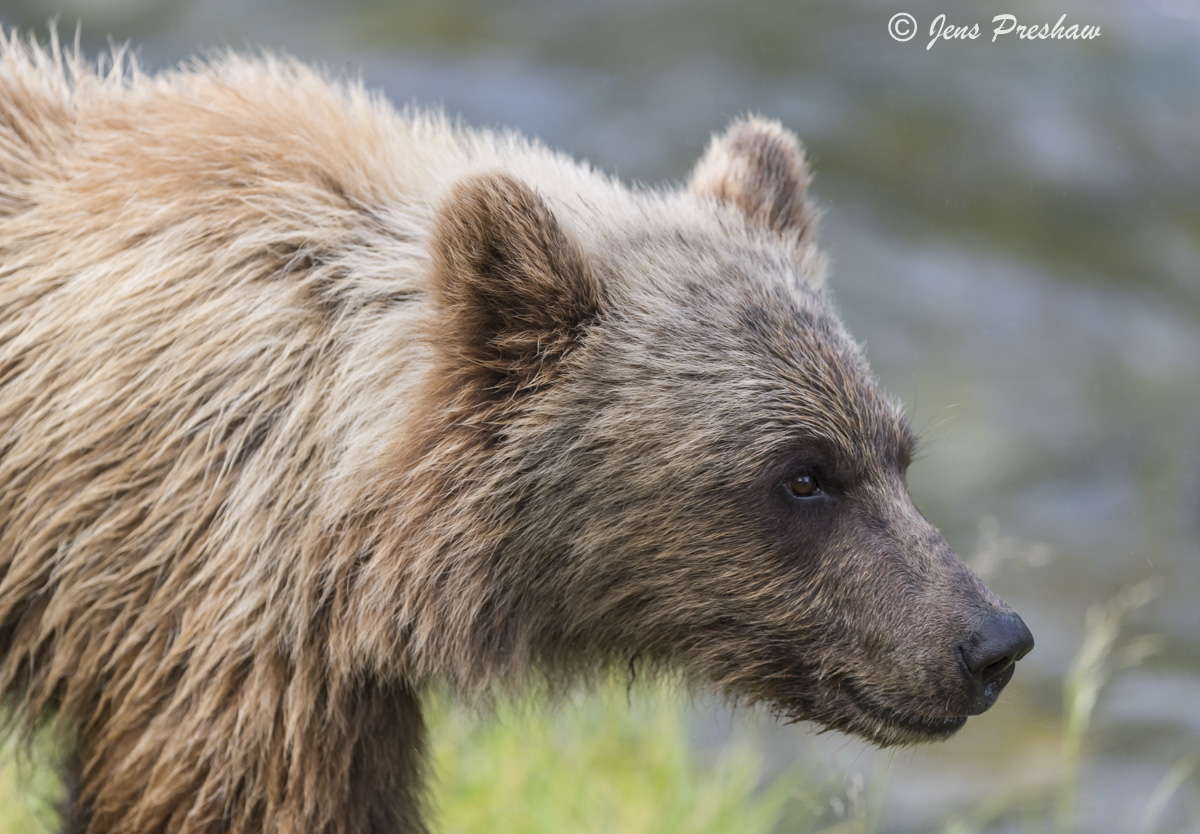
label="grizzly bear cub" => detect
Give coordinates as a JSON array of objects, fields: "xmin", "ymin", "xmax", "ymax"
[{"xmin": 0, "ymin": 31, "xmax": 1032, "ymax": 834}]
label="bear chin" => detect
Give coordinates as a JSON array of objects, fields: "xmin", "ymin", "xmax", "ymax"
[
  {"xmin": 768, "ymin": 674, "xmax": 972, "ymax": 747},
  {"xmin": 837, "ymin": 684, "xmax": 971, "ymax": 746}
]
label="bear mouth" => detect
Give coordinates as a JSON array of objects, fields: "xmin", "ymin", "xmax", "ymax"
[{"xmin": 840, "ymin": 678, "xmax": 968, "ymax": 743}]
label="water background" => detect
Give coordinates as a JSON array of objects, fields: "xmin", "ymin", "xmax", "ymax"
[{"xmin": 3, "ymin": 1, "xmax": 1197, "ymax": 830}]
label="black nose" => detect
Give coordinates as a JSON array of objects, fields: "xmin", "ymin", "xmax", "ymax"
[{"xmin": 959, "ymin": 612, "xmax": 1034, "ymax": 711}]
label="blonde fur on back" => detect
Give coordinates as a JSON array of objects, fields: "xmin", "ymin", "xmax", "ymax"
[{"xmin": 0, "ymin": 31, "xmax": 742, "ymax": 832}]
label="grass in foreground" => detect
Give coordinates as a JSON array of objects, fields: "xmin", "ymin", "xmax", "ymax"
[
  {"xmin": 0, "ymin": 722, "xmax": 62, "ymax": 834},
  {"xmin": 429, "ymin": 679, "xmax": 812, "ymax": 834}
]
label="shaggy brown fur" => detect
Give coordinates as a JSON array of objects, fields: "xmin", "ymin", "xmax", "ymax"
[{"xmin": 0, "ymin": 31, "xmax": 1031, "ymax": 833}]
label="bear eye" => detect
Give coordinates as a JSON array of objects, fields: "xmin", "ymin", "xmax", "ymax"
[{"xmin": 784, "ymin": 473, "xmax": 822, "ymax": 499}]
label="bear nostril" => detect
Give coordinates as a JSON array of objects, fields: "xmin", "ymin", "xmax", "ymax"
[{"xmin": 959, "ymin": 612, "xmax": 1035, "ymax": 706}]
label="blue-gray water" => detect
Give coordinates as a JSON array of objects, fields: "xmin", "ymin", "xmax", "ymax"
[{"xmin": 3, "ymin": 1, "xmax": 1197, "ymax": 831}]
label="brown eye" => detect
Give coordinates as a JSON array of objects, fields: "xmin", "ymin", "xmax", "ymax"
[{"xmin": 785, "ymin": 474, "xmax": 821, "ymax": 498}]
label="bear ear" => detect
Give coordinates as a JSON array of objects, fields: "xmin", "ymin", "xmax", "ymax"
[
  {"xmin": 688, "ymin": 116, "xmax": 817, "ymax": 239},
  {"xmin": 430, "ymin": 172, "xmax": 603, "ymax": 395}
]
